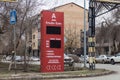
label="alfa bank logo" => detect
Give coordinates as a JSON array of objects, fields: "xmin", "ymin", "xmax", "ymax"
[
  {"xmin": 51, "ymin": 13, "xmax": 56, "ymax": 22},
  {"xmin": 46, "ymin": 12, "xmax": 62, "ymax": 25}
]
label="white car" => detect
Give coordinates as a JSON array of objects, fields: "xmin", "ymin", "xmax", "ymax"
[
  {"xmin": 2, "ymin": 55, "xmax": 22, "ymax": 62},
  {"xmin": 5, "ymin": 55, "xmax": 12, "ymax": 61},
  {"xmin": 64, "ymin": 54, "xmax": 74, "ymax": 66},
  {"xmin": 15, "ymin": 56, "xmax": 22, "ymax": 62},
  {"xmin": 95, "ymin": 55, "xmax": 110, "ymax": 64},
  {"xmin": 80, "ymin": 55, "xmax": 89, "ymax": 63},
  {"xmin": 30, "ymin": 57, "xmax": 40, "ymax": 61},
  {"xmin": 21, "ymin": 56, "xmax": 30, "ymax": 61},
  {"xmin": 110, "ymin": 53, "xmax": 120, "ymax": 65}
]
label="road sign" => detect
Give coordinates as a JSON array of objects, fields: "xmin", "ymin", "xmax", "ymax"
[
  {"xmin": 96, "ymin": 0, "xmax": 120, "ymax": 3},
  {"xmin": 10, "ymin": 9, "xmax": 17, "ymax": 25},
  {"xmin": 0, "ymin": 0, "xmax": 18, "ymax": 2}
]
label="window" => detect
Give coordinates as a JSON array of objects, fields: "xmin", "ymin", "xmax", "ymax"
[
  {"xmin": 50, "ymin": 40, "xmax": 61, "ymax": 48},
  {"xmin": 33, "ymin": 42, "xmax": 35, "ymax": 47},
  {"xmin": 33, "ymin": 35, "xmax": 35, "ymax": 39},
  {"xmin": 46, "ymin": 26, "xmax": 61, "ymax": 34},
  {"xmin": 116, "ymin": 53, "xmax": 120, "ymax": 56}
]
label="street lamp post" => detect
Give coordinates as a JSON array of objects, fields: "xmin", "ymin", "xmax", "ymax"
[{"xmin": 83, "ymin": 0, "xmax": 87, "ymax": 68}]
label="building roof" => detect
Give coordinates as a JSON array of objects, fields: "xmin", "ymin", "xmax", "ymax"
[
  {"xmin": 39, "ymin": 2, "xmax": 88, "ymax": 15},
  {"xmin": 51, "ymin": 2, "xmax": 88, "ymax": 11}
]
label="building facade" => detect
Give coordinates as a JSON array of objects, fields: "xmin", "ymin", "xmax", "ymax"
[
  {"xmin": 54, "ymin": 2, "xmax": 88, "ymax": 53},
  {"xmin": 31, "ymin": 2, "xmax": 88, "ymax": 56},
  {"xmin": 31, "ymin": 14, "xmax": 40, "ymax": 57}
]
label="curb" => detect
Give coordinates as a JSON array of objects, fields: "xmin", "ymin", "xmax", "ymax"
[
  {"xmin": 0, "ymin": 70, "xmax": 116, "ymax": 80},
  {"xmin": 38, "ymin": 71, "xmax": 115, "ymax": 79}
]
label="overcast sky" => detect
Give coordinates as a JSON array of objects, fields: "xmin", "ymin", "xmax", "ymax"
[
  {"xmin": 39, "ymin": 0, "xmax": 89, "ymax": 10},
  {"xmin": 37, "ymin": 0, "xmax": 112, "ymax": 26}
]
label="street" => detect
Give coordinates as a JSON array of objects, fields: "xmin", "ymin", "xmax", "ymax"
[{"xmin": 50, "ymin": 63, "xmax": 120, "ymax": 80}]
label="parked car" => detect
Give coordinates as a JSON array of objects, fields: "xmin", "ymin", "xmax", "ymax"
[
  {"xmin": 110, "ymin": 53, "xmax": 120, "ymax": 65},
  {"xmin": 80, "ymin": 55, "xmax": 89, "ymax": 63},
  {"xmin": 67, "ymin": 54, "xmax": 81, "ymax": 63},
  {"xmin": 15, "ymin": 56, "xmax": 22, "ymax": 62},
  {"xmin": 2, "ymin": 55, "xmax": 22, "ymax": 62},
  {"xmin": 30, "ymin": 57, "xmax": 40, "ymax": 61},
  {"xmin": 64, "ymin": 54, "xmax": 74, "ymax": 66},
  {"xmin": 21, "ymin": 56, "xmax": 30, "ymax": 61},
  {"xmin": 4, "ymin": 55, "xmax": 12, "ymax": 61},
  {"xmin": 95, "ymin": 55, "xmax": 110, "ymax": 64}
]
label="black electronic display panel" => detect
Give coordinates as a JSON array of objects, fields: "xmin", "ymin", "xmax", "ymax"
[
  {"xmin": 46, "ymin": 26, "xmax": 61, "ymax": 34},
  {"xmin": 50, "ymin": 40, "xmax": 61, "ymax": 48}
]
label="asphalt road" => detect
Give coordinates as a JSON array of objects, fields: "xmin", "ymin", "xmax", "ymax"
[{"xmin": 51, "ymin": 63, "xmax": 120, "ymax": 80}]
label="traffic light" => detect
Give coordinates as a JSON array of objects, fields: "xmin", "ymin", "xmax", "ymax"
[
  {"xmin": 91, "ymin": 18, "xmax": 95, "ymax": 36},
  {"xmin": 89, "ymin": 7, "xmax": 95, "ymax": 36}
]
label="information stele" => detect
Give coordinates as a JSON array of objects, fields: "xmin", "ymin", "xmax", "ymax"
[
  {"xmin": 96, "ymin": 0, "xmax": 120, "ymax": 3},
  {"xmin": 40, "ymin": 10, "xmax": 64, "ymax": 72},
  {"xmin": 0, "ymin": 0, "xmax": 17, "ymax": 2}
]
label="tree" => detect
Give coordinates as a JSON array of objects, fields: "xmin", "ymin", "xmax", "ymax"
[
  {"xmin": 96, "ymin": 22, "xmax": 108, "ymax": 54},
  {"xmin": 96, "ymin": 8, "xmax": 120, "ymax": 55},
  {"xmin": 64, "ymin": 23, "xmax": 80, "ymax": 54},
  {"xmin": 0, "ymin": 0, "xmax": 44, "ymax": 71}
]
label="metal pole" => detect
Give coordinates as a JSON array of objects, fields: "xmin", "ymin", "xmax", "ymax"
[
  {"xmin": 84, "ymin": 0, "xmax": 87, "ymax": 68},
  {"xmin": 14, "ymin": 24, "xmax": 17, "ymax": 74}
]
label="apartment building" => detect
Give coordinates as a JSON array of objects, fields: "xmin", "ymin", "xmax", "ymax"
[{"xmin": 31, "ymin": 2, "xmax": 88, "ymax": 56}]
